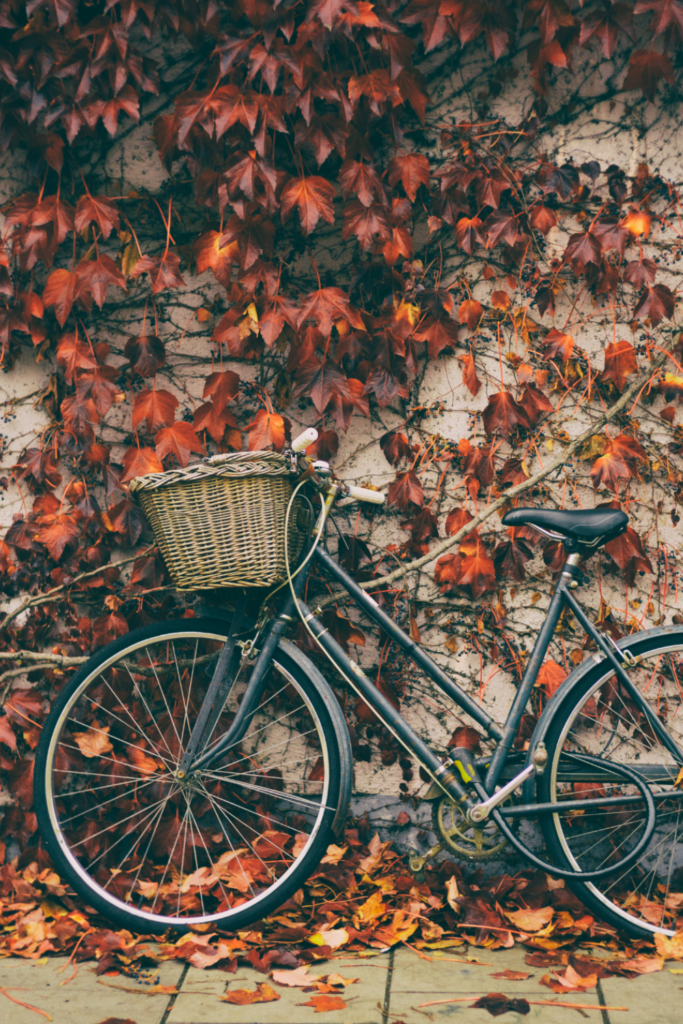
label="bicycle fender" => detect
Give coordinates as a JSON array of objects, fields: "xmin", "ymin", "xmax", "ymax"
[
  {"xmin": 521, "ymin": 624, "xmax": 683, "ymax": 803},
  {"xmin": 276, "ymin": 638, "xmax": 354, "ymax": 837}
]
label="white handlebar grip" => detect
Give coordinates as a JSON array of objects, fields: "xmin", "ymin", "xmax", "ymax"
[
  {"xmin": 347, "ymin": 485, "xmax": 386, "ymax": 504},
  {"xmin": 291, "ymin": 427, "xmax": 319, "ymax": 453}
]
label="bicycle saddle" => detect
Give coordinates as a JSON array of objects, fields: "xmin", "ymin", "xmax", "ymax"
[{"xmin": 502, "ymin": 507, "xmax": 628, "ymax": 546}]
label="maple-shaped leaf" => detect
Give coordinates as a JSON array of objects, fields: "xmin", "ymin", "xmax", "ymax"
[
  {"xmin": 247, "ymin": 409, "xmax": 286, "ymax": 450},
  {"xmin": 382, "ymin": 225, "xmax": 414, "ymax": 266},
  {"xmin": 92, "ymin": 609, "xmax": 130, "ymax": 647},
  {"xmin": 519, "ymin": 384, "xmax": 553, "ymax": 425},
  {"xmin": 580, "ymin": 3, "xmax": 635, "ymax": 58},
  {"xmin": 387, "ymin": 470, "xmax": 424, "ymax": 509},
  {"xmin": 387, "ymin": 152, "xmax": 430, "ymax": 201},
  {"xmin": 445, "ymin": 506, "xmax": 474, "ymax": 536},
  {"xmin": 494, "ymin": 534, "xmax": 534, "ymax": 581},
  {"xmin": 193, "ymin": 400, "xmax": 240, "ymax": 445},
  {"xmin": 635, "ymin": 0, "xmax": 683, "ymax": 37},
  {"xmin": 380, "ymin": 431, "xmax": 412, "ymax": 466},
  {"xmin": 458, "ymin": 299, "xmax": 483, "ymax": 330},
  {"xmin": 131, "ymin": 252, "xmax": 185, "ymax": 293},
  {"xmin": 414, "ymin": 315, "xmax": 459, "ymax": 358},
  {"xmin": 543, "ymin": 328, "xmax": 574, "ymax": 361},
  {"xmin": 280, "ymin": 176, "xmax": 336, "ymax": 234},
  {"xmin": 44, "ymin": 268, "xmax": 78, "ymax": 326},
  {"xmin": 107, "ymin": 496, "xmax": 147, "ymax": 544},
  {"xmin": 132, "ymin": 388, "xmax": 178, "ymax": 433},
  {"xmin": 203, "ymin": 371, "xmax": 240, "ymax": 412},
  {"xmin": 633, "ymin": 283, "xmax": 675, "ymax": 326},
  {"xmin": 37, "ymin": 513, "xmax": 79, "ymax": 560},
  {"xmin": 605, "ymin": 522, "xmax": 653, "ymax": 584},
  {"xmin": 156, "ymin": 421, "xmax": 202, "ymax": 466},
  {"xmin": 222, "ymin": 983, "xmax": 281, "ymax": 1006},
  {"xmin": 77, "ymin": 364, "xmax": 122, "ymax": 417},
  {"xmin": 624, "ymin": 257, "xmax": 657, "ymax": 289},
  {"xmin": 338, "ymin": 160, "xmax": 386, "ymax": 207},
  {"xmin": 31, "ymin": 195, "xmax": 75, "ymax": 244},
  {"xmin": 298, "ymin": 287, "xmax": 365, "ymax": 336},
  {"xmin": 72, "ymin": 723, "xmax": 114, "ymax": 759},
  {"xmin": 623, "ymin": 49, "xmax": 675, "ymax": 101},
  {"xmin": 482, "ymin": 391, "xmax": 532, "ymax": 440},
  {"xmin": 259, "ymin": 294, "xmax": 300, "ymax": 347},
  {"xmin": 124, "ymin": 334, "xmax": 166, "ymax": 376},
  {"xmin": 535, "ymin": 658, "xmax": 567, "ymax": 699},
  {"xmin": 529, "ymin": 204, "xmax": 558, "ymax": 234},
  {"xmin": 456, "ymin": 535, "xmax": 497, "ymax": 598},
  {"xmin": 459, "ymin": 352, "xmax": 482, "ymax": 396},
  {"xmin": 455, "ymin": 215, "xmax": 484, "ymax": 254},
  {"xmin": 348, "ymin": 69, "xmax": 403, "ymax": 115},
  {"xmin": 593, "ymin": 219, "xmax": 629, "ymax": 253},
  {"xmin": 300, "ymin": 994, "xmax": 347, "ymax": 1012},
  {"xmin": 590, "ymin": 433, "xmax": 647, "ymax": 491},
  {"xmin": 564, "ymin": 230, "xmax": 602, "ymax": 272},
  {"xmin": 56, "ymin": 331, "xmax": 98, "ymax": 384},
  {"xmin": 363, "ymin": 367, "xmax": 409, "ymax": 406},
  {"xmin": 74, "ymin": 195, "xmax": 120, "ymax": 239},
  {"xmin": 601, "ymin": 339, "xmax": 638, "ymax": 390},
  {"xmin": 76, "ymin": 255, "xmax": 126, "ymax": 307},
  {"xmin": 194, "ymin": 230, "xmax": 237, "ymax": 288},
  {"xmin": 121, "ymin": 446, "xmax": 163, "ymax": 482},
  {"xmin": 342, "ymin": 201, "xmax": 391, "ymax": 250},
  {"xmin": 402, "ymin": 506, "xmax": 439, "ymax": 544},
  {"xmin": 295, "ymin": 358, "xmax": 351, "ymax": 414}
]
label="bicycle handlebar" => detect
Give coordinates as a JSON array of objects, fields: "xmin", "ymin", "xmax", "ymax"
[{"xmin": 290, "ymin": 427, "xmax": 385, "ymax": 505}]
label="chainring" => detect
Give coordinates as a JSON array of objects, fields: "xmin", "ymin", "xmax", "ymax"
[{"xmin": 432, "ymin": 794, "xmax": 511, "ymax": 860}]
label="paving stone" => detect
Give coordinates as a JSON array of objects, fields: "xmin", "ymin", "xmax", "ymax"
[
  {"xmin": 600, "ymin": 964, "xmax": 683, "ymax": 1024},
  {"xmin": 167, "ymin": 954, "xmax": 391, "ymax": 1024},
  {"xmin": 0, "ymin": 955, "xmax": 183, "ymax": 1024},
  {"xmin": 387, "ymin": 947, "xmax": 602, "ymax": 1024}
]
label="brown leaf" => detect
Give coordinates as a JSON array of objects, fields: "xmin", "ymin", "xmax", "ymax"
[
  {"xmin": 155, "ymin": 422, "xmax": 202, "ymax": 466},
  {"xmin": 490, "ymin": 969, "xmax": 532, "ymax": 981},
  {"xmin": 121, "ymin": 446, "xmax": 163, "ymax": 482},
  {"xmin": 623, "ymin": 49, "xmax": 674, "ymax": 101},
  {"xmin": 601, "ymin": 339, "xmax": 638, "ymax": 390},
  {"xmin": 387, "ymin": 152, "xmax": 430, "ymax": 201},
  {"xmin": 281, "ymin": 176, "xmax": 336, "ymax": 234},
  {"xmin": 73, "ymin": 723, "xmax": 114, "ymax": 759},
  {"xmin": 124, "ymin": 335, "xmax": 166, "ymax": 376},
  {"xmin": 132, "ymin": 389, "xmax": 178, "ymax": 433},
  {"xmin": 471, "ymin": 993, "xmax": 530, "ymax": 1017},
  {"xmin": 482, "ymin": 391, "xmax": 531, "ymax": 440}
]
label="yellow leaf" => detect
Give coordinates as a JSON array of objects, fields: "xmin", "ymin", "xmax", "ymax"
[
  {"xmin": 309, "ymin": 926, "xmax": 349, "ymax": 949},
  {"xmin": 246, "ymin": 302, "xmax": 259, "ymax": 323},
  {"xmin": 196, "ymin": 307, "xmax": 211, "ymax": 322}
]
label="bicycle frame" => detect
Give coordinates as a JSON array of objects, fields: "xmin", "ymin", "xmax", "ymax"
[{"xmin": 194, "ymin": 537, "xmax": 683, "ymax": 812}]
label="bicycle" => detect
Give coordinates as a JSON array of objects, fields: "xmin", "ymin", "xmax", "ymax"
[{"xmin": 34, "ymin": 428, "xmax": 683, "ymax": 939}]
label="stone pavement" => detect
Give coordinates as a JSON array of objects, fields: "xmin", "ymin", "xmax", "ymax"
[{"xmin": 0, "ymin": 946, "xmax": 680, "ymax": 1024}]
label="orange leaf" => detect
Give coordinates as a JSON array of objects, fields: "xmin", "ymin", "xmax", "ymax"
[
  {"xmin": 247, "ymin": 408, "xmax": 285, "ymax": 450},
  {"xmin": 300, "ymin": 994, "xmax": 348, "ymax": 1012},
  {"xmin": 121, "ymin": 446, "xmax": 163, "ymax": 482},
  {"xmin": 491, "ymin": 290, "xmax": 510, "ymax": 311},
  {"xmin": 387, "ymin": 152, "xmax": 430, "ymax": 202},
  {"xmin": 543, "ymin": 328, "xmax": 574, "ymax": 361},
  {"xmin": 221, "ymin": 983, "xmax": 280, "ymax": 1005},
  {"xmin": 458, "ymin": 298, "xmax": 483, "ymax": 330},
  {"xmin": 280, "ymin": 176, "xmax": 336, "ymax": 234},
  {"xmin": 601, "ymin": 340, "xmax": 638, "ymax": 390},
  {"xmin": 132, "ymin": 388, "xmax": 178, "ymax": 433},
  {"xmin": 155, "ymin": 422, "xmax": 202, "ymax": 466},
  {"xmin": 536, "ymin": 659, "xmax": 566, "ymax": 699}
]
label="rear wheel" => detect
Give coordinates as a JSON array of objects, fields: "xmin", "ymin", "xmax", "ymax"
[
  {"xmin": 540, "ymin": 629, "xmax": 683, "ymax": 938},
  {"xmin": 35, "ymin": 619, "xmax": 345, "ymax": 934}
]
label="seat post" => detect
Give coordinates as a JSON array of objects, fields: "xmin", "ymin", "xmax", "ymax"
[{"xmin": 558, "ymin": 549, "xmax": 584, "ymax": 591}]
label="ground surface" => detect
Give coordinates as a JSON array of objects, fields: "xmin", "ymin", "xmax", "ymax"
[{"xmin": 0, "ymin": 946, "xmax": 680, "ymax": 1024}]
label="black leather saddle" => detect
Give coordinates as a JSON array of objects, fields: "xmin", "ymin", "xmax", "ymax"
[{"xmin": 502, "ymin": 507, "xmax": 628, "ymax": 548}]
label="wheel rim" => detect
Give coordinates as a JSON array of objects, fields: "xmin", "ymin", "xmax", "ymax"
[
  {"xmin": 43, "ymin": 630, "xmax": 332, "ymax": 927},
  {"xmin": 547, "ymin": 643, "xmax": 683, "ymax": 936}
]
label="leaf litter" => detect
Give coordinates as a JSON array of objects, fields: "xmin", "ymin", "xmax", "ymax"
[{"xmin": 1, "ymin": 829, "xmax": 681, "ymax": 1017}]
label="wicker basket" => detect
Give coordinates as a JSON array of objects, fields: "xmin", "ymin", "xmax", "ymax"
[{"xmin": 129, "ymin": 451, "xmax": 308, "ymax": 591}]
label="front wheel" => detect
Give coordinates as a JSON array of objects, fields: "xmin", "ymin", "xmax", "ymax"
[
  {"xmin": 539, "ymin": 627, "xmax": 683, "ymax": 938},
  {"xmin": 35, "ymin": 619, "xmax": 348, "ymax": 934}
]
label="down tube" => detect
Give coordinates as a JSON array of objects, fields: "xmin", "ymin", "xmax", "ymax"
[
  {"xmin": 314, "ymin": 546, "xmax": 502, "ymax": 742},
  {"xmin": 297, "ymin": 598, "xmax": 469, "ymax": 803}
]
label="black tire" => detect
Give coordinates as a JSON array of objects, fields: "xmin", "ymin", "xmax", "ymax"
[
  {"xmin": 35, "ymin": 619, "xmax": 347, "ymax": 934},
  {"xmin": 539, "ymin": 627, "xmax": 683, "ymax": 938}
]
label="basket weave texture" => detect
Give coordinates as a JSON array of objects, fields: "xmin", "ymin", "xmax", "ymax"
[{"xmin": 129, "ymin": 451, "xmax": 306, "ymax": 590}]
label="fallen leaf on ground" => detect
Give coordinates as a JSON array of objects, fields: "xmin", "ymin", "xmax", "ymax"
[
  {"xmin": 541, "ymin": 964, "xmax": 598, "ymax": 992},
  {"xmin": 472, "ymin": 992, "xmax": 531, "ymax": 1016},
  {"xmin": 299, "ymin": 993, "xmax": 348, "ymax": 1012},
  {"xmin": 504, "ymin": 906, "xmax": 554, "ymax": 932},
  {"xmin": 271, "ymin": 965, "xmax": 319, "ymax": 988},
  {"xmin": 221, "ymin": 983, "xmax": 280, "ymax": 1004},
  {"xmin": 490, "ymin": 969, "xmax": 532, "ymax": 980}
]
